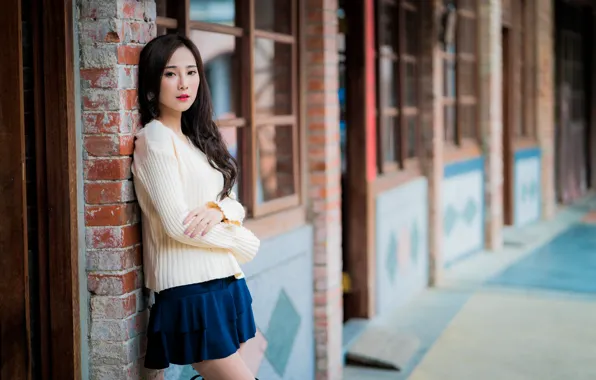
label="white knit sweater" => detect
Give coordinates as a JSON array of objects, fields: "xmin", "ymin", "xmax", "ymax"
[{"xmin": 131, "ymin": 120, "xmax": 260, "ymax": 292}]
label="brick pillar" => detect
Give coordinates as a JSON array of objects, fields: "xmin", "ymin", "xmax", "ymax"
[
  {"xmin": 534, "ymin": 0, "xmax": 556, "ymax": 219},
  {"xmin": 78, "ymin": 1, "xmax": 159, "ymax": 379},
  {"xmin": 304, "ymin": 1, "xmax": 343, "ymax": 379},
  {"xmin": 479, "ymin": 0, "xmax": 503, "ymax": 251},
  {"xmin": 424, "ymin": 0, "xmax": 444, "ymax": 285}
]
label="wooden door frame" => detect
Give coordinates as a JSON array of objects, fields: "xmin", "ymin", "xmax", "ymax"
[
  {"xmin": 40, "ymin": 0, "xmax": 81, "ymax": 378},
  {"xmin": 502, "ymin": 24, "xmax": 515, "ymax": 226},
  {"xmin": 0, "ymin": 0, "xmax": 80, "ymax": 378},
  {"xmin": 342, "ymin": 0, "xmax": 377, "ymax": 319},
  {"xmin": 0, "ymin": 1, "xmax": 29, "ymax": 378}
]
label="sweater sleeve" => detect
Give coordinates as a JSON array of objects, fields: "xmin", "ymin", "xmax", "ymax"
[
  {"xmin": 133, "ymin": 133, "xmax": 259, "ymax": 264},
  {"xmin": 216, "ymin": 192, "xmax": 246, "ymax": 225}
]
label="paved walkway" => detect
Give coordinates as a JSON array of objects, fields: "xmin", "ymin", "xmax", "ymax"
[{"xmin": 344, "ymin": 199, "xmax": 596, "ymax": 380}]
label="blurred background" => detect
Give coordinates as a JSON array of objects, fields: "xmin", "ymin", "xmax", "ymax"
[{"xmin": 1, "ymin": 0, "xmax": 595, "ymax": 379}]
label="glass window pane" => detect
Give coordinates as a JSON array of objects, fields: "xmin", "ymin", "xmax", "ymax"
[
  {"xmin": 406, "ymin": 115, "xmax": 417, "ymax": 158},
  {"xmin": 255, "ymin": 0, "xmax": 292, "ymax": 34},
  {"xmin": 190, "ymin": 30, "xmax": 239, "ymax": 120},
  {"xmin": 155, "ymin": 0, "xmax": 174, "ymax": 35},
  {"xmin": 381, "ymin": 116, "xmax": 398, "ymax": 164},
  {"xmin": 379, "ymin": 1, "xmax": 397, "ymax": 50},
  {"xmin": 380, "ymin": 57, "xmax": 397, "ymax": 108},
  {"xmin": 254, "ymin": 38, "xmax": 293, "ymax": 117},
  {"xmin": 459, "ymin": 60, "xmax": 475, "ymax": 97},
  {"xmin": 444, "ymin": 105, "xmax": 456, "ymax": 142},
  {"xmin": 458, "ymin": 0, "xmax": 476, "ymax": 11},
  {"xmin": 405, "ymin": 9, "xmax": 418, "ymax": 55},
  {"xmin": 460, "ymin": 105, "xmax": 477, "ymax": 139},
  {"xmin": 405, "ymin": 62, "xmax": 417, "ymax": 107},
  {"xmin": 459, "ymin": 17, "xmax": 477, "ymax": 54},
  {"xmin": 190, "ymin": 0, "xmax": 236, "ymax": 26},
  {"xmin": 220, "ymin": 126, "xmax": 242, "ymax": 199},
  {"xmin": 256, "ymin": 124, "xmax": 296, "ymax": 203},
  {"xmin": 444, "ymin": 59, "xmax": 456, "ymax": 97}
]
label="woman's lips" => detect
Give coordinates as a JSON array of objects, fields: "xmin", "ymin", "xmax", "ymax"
[{"xmin": 177, "ymin": 94, "xmax": 190, "ymax": 101}]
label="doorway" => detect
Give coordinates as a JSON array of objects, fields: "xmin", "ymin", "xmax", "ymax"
[
  {"xmin": 0, "ymin": 0, "xmax": 80, "ymax": 378},
  {"xmin": 502, "ymin": 26, "xmax": 514, "ymax": 225},
  {"xmin": 555, "ymin": 1, "xmax": 591, "ymax": 204}
]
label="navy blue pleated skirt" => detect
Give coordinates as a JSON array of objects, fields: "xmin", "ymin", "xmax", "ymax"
[{"xmin": 144, "ymin": 276, "xmax": 256, "ymax": 369}]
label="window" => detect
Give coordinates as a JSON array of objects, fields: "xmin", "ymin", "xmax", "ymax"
[
  {"xmin": 375, "ymin": 0, "xmax": 421, "ymax": 173},
  {"xmin": 442, "ymin": 0, "xmax": 478, "ymax": 145},
  {"xmin": 156, "ymin": 0, "xmax": 300, "ymax": 218},
  {"xmin": 517, "ymin": 0, "xmax": 535, "ymax": 139}
]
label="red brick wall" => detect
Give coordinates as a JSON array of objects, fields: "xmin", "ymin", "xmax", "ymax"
[
  {"xmin": 78, "ymin": 1, "xmax": 161, "ymax": 378},
  {"xmin": 304, "ymin": 0, "xmax": 343, "ymax": 379}
]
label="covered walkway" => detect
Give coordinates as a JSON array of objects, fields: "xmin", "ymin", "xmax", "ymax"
[{"xmin": 345, "ymin": 197, "xmax": 596, "ymax": 380}]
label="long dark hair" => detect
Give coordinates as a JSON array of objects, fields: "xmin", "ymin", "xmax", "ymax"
[{"xmin": 138, "ymin": 34, "xmax": 238, "ymax": 200}]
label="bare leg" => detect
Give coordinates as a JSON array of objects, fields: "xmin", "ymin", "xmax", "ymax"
[{"xmin": 192, "ymin": 352, "xmax": 254, "ymax": 380}]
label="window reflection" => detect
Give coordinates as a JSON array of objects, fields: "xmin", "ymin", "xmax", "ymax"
[
  {"xmin": 190, "ymin": 0, "xmax": 236, "ymax": 26},
  {"xmin": 254, "ymin": 38, "xmax": 293, "ymax": 117},
  {"xmin": 190, "ymin": 30, "xmax": 238, "ymax": 120},
  {"xmin": 256, "ymin": 125, "xmax": 295, "ymax": 203},
  {"xmin": 255, "ymin": 0, "xmax": 291, "ymax": 34}
]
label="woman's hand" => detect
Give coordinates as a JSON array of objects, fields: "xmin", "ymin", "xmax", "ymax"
[{"xmin": 183, "ymin": 205, "xmax": 224, "ymax": 238}]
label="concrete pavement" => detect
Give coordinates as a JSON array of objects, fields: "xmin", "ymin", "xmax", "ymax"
[{"xmin": 344, "ymin": 197, "xmax": 596, "ymax": 380}]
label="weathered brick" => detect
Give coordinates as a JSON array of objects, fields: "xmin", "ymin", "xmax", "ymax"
[
  {"xmin": 81, "ymin": 44, "xmax": 118, "ymax": 69},
  {"xmin": 117, "ymin": 45, "xmax": 144, "ymax": 65},
  {"xmin": 86, "ymin": 224, "xmax": 140, "ymax": 250},
  {"xmin": 120, "ymin": 89, "xmax": 138, "ymax": 110},
  {"xmin": 87, "ymin": 246, "xmax": 141, "ymax": 271},
  {"xmin": 90, "ymin": 310, "xmax": 148, "ymax": 341},
  {"xmin": 85, "ymin": 181, "xmax": 135, "ymax": 204},
  {"xmin": 121, "ymin": 21, "xmax": 154, "ymax": 44},
  {"xmin": 85, "ymin": 203, "xmax": 139, "ymax": 226},
  {"xmin": 89, "ymin": 336, "xmax": 141, "ymax": 366},
  {"xmin": 88, "ymin": 269, "xmax": 141, "ymax": 296},
  {"xmin": 91, "ymin": 292, "xmax": 138, "ymax": 319},
  {"xmin": 79, "ymin": 19, "xmax": 123, "ymax": 45},
  {"xmin": 83, "ymin": 111, "xmax": 138, "ymax": 134},
  {"xmin": 84, "ymin": 157, "xmax": 132, "ymax": 180},
  {"xmin": 84, "ymin": 135, "xmax": 120, "ymax": 156},
  {"xmin": 119, "ymin": 66, "xmax": 138, "ymax": 89},
  {"xmin": 84, "ymin": 134, "xmax": 135, "ymax": 157},
  {"xmin": 83, "ymin": 88, "xmax": 122, "ymax": 111},
  {"xmin": 81, "ymin": 67, "xmax": 118, "ymax": 89},
  {"xmin": 80, "ymin": 0, "xmax": 118, "ymax": 19},
  {"xmin": 119, "ymin": 0, "xmax": 148, "ymax": 20}
]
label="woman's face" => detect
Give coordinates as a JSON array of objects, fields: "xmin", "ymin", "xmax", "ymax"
[{"xmin": 158, "ymin": 46, "xmax": 200, "ymax": 115}]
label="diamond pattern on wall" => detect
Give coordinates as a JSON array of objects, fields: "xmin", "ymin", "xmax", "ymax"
[
  {"xmin": 444, "ymin": 205, "xmax": 458, "ymax": 235},
  {"xmin": 522, "ymin": 181, "xmax": 539, "ymax": 202},
  {"xmin": 462, "ymin": 198, "xmax": 478, "ymax": 224},
  {"xmin": 444, "ymin": 198, "xmax": 479, "ymax": 236},
  {"xmin": 386, "ymin": 232, "xmax": 398, "ymax": 283},
  {"xmin": 264, "ymin": 290, "xmax": 301, "ymax": 377}
]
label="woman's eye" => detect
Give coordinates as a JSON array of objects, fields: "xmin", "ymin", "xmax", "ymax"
[
  {"xmin": 188, "ymin": 70, "xmax": 198, "ymax": 76},
  {"xmin": 164, "ymin": 72, "xmax": 175, "ymax": 78}
]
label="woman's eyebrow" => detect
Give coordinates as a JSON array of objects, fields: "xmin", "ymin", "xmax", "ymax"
[{"xmin": 164, "ymin": 65, "xmax": 198, "ymax": 69}]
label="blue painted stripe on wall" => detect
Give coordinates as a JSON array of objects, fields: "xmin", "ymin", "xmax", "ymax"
[
  {"xmin": 443, "ymin": 156, "xmax": 485, "ymax": 178},
  {"xmin": 514, "ymin": 147, "xmax": 541, "ymax": 161}
]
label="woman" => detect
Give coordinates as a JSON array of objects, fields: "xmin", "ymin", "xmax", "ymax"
[{"xmin": 132, "ymin": 34, "xmax": 260, "ymax": 380}]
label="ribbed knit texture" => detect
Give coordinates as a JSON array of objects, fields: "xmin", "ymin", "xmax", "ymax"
[{"xmin": 132, "ymin": 120, "xmax": 260, "ymax": 292}]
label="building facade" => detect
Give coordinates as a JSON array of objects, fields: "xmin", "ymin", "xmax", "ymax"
[{"xmin": 1, "ymin": 0, "xmax": 594, "ymax": 380}]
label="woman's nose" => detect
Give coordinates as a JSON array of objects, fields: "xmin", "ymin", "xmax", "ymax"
[{"xmin": 179, "ymin": 76, "xmax": 189, "ymax": 90}]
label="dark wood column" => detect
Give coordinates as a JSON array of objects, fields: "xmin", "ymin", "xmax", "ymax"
[{"xmin": 0, "ymin": 1, "xmax": 29, "ymax": 378}]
